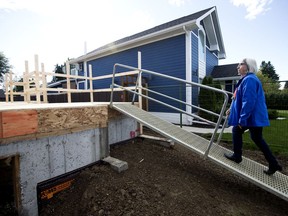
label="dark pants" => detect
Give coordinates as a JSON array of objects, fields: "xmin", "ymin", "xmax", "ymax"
[{"xmin": 232, "ymin": 126, "xmax": 279, "ymax": 168}]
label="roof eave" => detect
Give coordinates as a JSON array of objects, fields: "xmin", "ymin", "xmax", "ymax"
[
  {"xmin": 70, "ymin": 21, "xmax": 197, "ymax": 63},
  {"xmin": 196, "ymin": 7, "xmax": 226, "ymax": 60}
]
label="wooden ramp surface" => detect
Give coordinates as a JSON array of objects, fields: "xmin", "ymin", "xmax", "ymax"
[{"xmin": 112, "ymin": 103, "xmax": 288, "ymax": 202}]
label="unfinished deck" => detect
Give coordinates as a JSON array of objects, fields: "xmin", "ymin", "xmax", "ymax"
[
  {"xmin": 0, "ymin": 102, "xmax": 129, "ymax": 144},
  {"xmin": 0, "ymin": 101, "xmax": 139, "ymax": 216}
]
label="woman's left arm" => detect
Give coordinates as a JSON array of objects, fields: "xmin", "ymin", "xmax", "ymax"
[{"xmin": 238, "ymin": 77, "xmax": 257, "ymax": 126}]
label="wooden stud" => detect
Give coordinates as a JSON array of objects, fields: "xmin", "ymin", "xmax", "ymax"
[
  {"xmin": 89, "ymin": 64, "xmax": 94, "ymax": 102},
  {"xmin": 34, "ymin": 55, "xmax": 41, "ymax": 103},
  {"xmin": 5, "ymin": 73, "xmax": 8, "ymax": 102},
  {"xmin": 65, "ymin": 61, "xmax": 71, "ymax": 103},
  {"xmin": 41, "ymin": 63, "xmax": 48, "ymax": 103},
  {"xmin": 13, "ymin": 155, "xmax": 21, "ymax": 214},
  {"xmin": 9, "ymin": 72, "xmax": 13, "ymax": 102},
  {"xmin": 25, "ymin": 61, "xmax": 31, "ymax": 103}
]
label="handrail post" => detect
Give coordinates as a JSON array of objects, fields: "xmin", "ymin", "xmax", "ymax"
[
  {"xmin": 131, "ymin": 69, "xmax": 141, "ymax": 105},
  {"xmin": 204, "ymin": 93, "xmax": 229, "ymax": 157},
  {"xmin": 216, "ymin": 113, "xmax": 229, "ymax": 145},
  {"xmin": 110, "ymin": 64, "xmax": 117, "ymax": 107}
]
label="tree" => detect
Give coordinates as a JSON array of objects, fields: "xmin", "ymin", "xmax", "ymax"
[
  {"xmin": 51, "ymin": 58, "xmax": 75, "ymax": 83},
  {"xmin": 14, "ymin": 77, "xmax": 24, "ymax": 92},
  {"xmin": 0, "ymin": 52, "xmax": 12, "ymax": 88},
  {"xmin": 259, "ymin": 61, "xmax": 279, "ymax": 82},
  {"xmin": 0, "ymin": 52, "xmax": 12, "ymax": 78},
  {"xmin": 198, "ymin": 76, "xmax": 218, "ymax": 122},
  {"xmin": 257, "ymin": 72, "xmax": 280, "ymax": 93},
  {"xmin": 52, "ymin": 64, "xmax": 66, "ymax": 82},
  {"xmin": 284, "ymin": 81, "xmax": 288, "ymax": 89}
]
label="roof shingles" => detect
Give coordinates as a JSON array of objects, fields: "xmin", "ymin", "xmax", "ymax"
[
  {"xmin": 83, "ymin": 7, "xmax": 215, "ymax": 57},
  {"xmin": 211, "ymin": 63, "xmax": 239, "ymax": 79}
]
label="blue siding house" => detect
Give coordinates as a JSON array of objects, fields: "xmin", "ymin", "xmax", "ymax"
[{"xmin": 70, "ymin": 6, "xmax": 226, "ymax": 125}]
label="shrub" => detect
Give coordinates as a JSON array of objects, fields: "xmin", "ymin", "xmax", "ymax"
[
  {"xmin": 266, "ymin": 92, "xmax": 288, "ymax": 110},
  {"xmin": 268, "ymin": 109, "xmax": 278, "ymax": 120},
  {"xmin": 198, "ymin": 76, "xmax": 224, "ymax": 123}
]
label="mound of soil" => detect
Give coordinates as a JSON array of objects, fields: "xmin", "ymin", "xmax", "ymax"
[{"xmin": 40, "ymin": 133, "xmax": 287, "ymax": 216}]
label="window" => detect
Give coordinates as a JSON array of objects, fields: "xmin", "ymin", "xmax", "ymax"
[{"xmin": 78, "ymin": 62, "xmax": 83, "ymax": 71}]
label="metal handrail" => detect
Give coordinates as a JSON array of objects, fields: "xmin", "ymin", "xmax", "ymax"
[
  {"xmin": 110, "ymin": 63, "xmax": 230, "ymax": 157},
  {"xmin": 112, "ymin": 83, "xmax": 217, "ymax": 126},
  {"xmin": 141, "ymin": 85, "xmax": 222, "ymax": 119}
]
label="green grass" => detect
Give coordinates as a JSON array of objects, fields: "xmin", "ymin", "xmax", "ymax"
[{"xmin": 205, "ymin": 110, "xmax": 288, "ymax": 156}]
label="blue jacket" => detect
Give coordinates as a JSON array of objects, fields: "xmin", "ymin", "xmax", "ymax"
[{"xmin": 228, "ymin": 73, "xmax": 270, "ymax": 127}]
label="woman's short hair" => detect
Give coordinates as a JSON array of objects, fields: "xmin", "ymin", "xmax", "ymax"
[{"xmin": 243, "ymin": 58, "xmax": 258, "ymax": 73}]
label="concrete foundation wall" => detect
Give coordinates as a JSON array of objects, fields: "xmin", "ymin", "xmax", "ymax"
[{"xmin": 0, "ymin": 115, "xmax": 138, "ymax": 216}]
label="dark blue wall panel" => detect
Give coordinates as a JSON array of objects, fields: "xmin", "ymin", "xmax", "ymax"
[
  {"xmin": 80, "ymin": 30, "xmax": 220, "ymax": 115},
  {"xmin": 206, "ymin": 48, "xmax": 218, "ymax": 76},
  {"xmin": 85, "ymin": 35, "xmax": 187, "ymax": 113}
]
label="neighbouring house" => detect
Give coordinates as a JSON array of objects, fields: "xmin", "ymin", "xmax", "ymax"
[
  {"xmin": 211, "ymin": 63, "xmax": 240, "ymax": 93},
  {"xmin": 70, "ymin": 6, "xmax": 229, "ymax": 125},
  {"xmin": 47, "ymin": 79, "xmax": 78, "ymax": 93},
  {"xmin": 0, "ymin": 89, "xmax": 5, "ymax": 101}
]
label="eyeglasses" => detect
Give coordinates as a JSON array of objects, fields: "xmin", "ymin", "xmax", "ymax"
[{"xmin": 238, "ymin": 62, "xmax": 247, "ymax": 67}]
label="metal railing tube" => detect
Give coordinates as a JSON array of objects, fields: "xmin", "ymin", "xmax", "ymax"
[
  {"xmin": 113, "ymin": 83, "xmax": 218, "ymax": 126},
  {"xmin": 142, "ymin": 86, "xmax": 222, "ymax": 119},
  {"xmin": 215, "ymin": 96, "xmax": 233, "ymax": 145},
  {"xmin": 109, "ymin": 64, "xmax": 118, "ymax": 107},
  {"xmin": 216, "ymin": 113, "xmax": 229, "ymax": 145},
  {"xmin": 111, "ymin": 63, "xmax": 231, "ymax": 157},
  {"xmin": 113, "ymin": 63, "xmax": 228, "ymax": 95},
  {"xmin": 131, "ymin": 69, "xmax": 142, "ymax": 105},
  {"xmin": 204, "ymin": 94, "xmax": 229, "ymax": 157}
]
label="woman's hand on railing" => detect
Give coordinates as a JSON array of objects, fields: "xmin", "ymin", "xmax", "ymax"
[{"xmin": 226, "ymin": 108, "xmax": 230, "ymax": 116}]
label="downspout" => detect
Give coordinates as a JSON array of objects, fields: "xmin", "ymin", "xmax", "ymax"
[{"xmin": 183, "ymin": 26, "xmax": 193, "ymax": 125}]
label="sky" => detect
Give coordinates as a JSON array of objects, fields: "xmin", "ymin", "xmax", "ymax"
[{"xmin": 0, "ymin": 0, "xmax": 288, "ymax": 82}]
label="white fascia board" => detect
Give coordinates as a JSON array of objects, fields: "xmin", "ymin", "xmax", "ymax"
[
  {"xmin": 218, "ymin": 52, "xmax": 226, "ymax": 59},
  {"xmin": 211, "ymin": 9, "xmax": 226, "ymax": 58},
  {"xmin": 196, "ymin": 7, "xmax": 215, "ymax": 25},
  {"xmin": 73, "ymin": 21, "xmax": 197, "ymax": 63},
  {"xmin": 210, "ymin": 44, "xmax": 220, "ymax": 51},
  {"xmin": 196, "ymin": 7, "xmax": 226, "ymax": 59},
  {"xmin": 203, "ymin": 14, "xmax": 219, "ymax": 51}
]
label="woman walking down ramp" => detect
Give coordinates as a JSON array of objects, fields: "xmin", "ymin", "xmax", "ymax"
[{"xmin": 224, "ymin": 58, "xmax": 282, "ymax": 175}]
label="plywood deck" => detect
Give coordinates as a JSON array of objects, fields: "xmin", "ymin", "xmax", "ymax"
[
  {"xmin": 0, "ymin": 102, "xmax": 111, "ymax": 111},
  {"xmin": 0, "ymin": 102, "xmax": 130, "ymax": 144}
]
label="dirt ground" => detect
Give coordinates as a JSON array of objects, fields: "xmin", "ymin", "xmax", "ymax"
[{"xmin": 40, "ymin": 130, "xmax": 288, "ymax": 216}]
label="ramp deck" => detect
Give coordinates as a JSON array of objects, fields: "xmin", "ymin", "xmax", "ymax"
[{"xmin": 112, "ymin": 103, "xmax": 288, "ymax": 202}]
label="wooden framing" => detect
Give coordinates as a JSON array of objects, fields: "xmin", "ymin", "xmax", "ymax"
[
  {"xmin": 13, "ymin": 154, "xmax": 21, "ymax": 215},
  {"xmin": 4, "ymin": 54, "xmax": 140, "ymax": 104}
]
